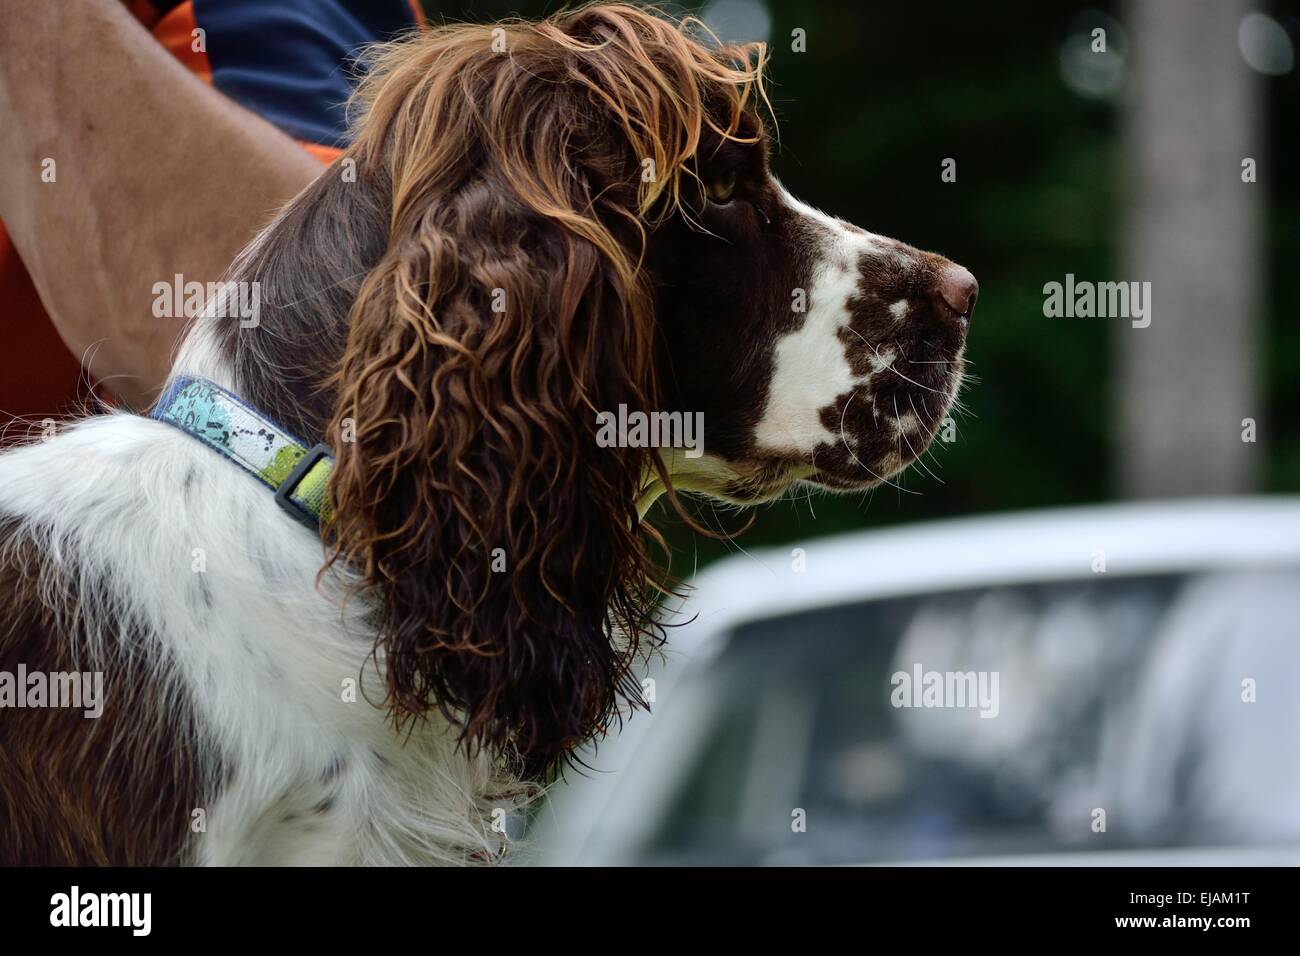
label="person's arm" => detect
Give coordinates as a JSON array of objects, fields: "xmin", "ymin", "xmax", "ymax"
[{"xmin": 0, "ymin": 0, "xmax": 324, "ymax": 408}]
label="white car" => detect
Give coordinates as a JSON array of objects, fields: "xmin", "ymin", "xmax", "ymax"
[{"xmin": 532, "ymin": 498, "xmax": 1300, "ymax": 866}]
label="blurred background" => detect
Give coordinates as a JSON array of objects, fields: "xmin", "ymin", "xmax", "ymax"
[{"xmin": 415, "ymin": 0, "xmax": 1300, "ymax": 864}]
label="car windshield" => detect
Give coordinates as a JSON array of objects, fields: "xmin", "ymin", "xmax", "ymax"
[{"xmin": 640, "ymin": 568, "xmax": 1300, "ymax": 865}]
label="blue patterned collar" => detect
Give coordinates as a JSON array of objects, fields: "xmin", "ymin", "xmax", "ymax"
[{"xmin": 150, "ymin": 376, "xmax": 333, "ymax": 530}]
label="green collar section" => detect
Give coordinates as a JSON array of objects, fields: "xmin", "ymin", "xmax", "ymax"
[{"xmin": 150, "ymin": 376, "xmax": 333, "ymax": 530}]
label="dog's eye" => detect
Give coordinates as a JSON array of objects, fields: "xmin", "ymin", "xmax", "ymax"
[{"xmin": 705, "ymin": 170, "xmax": 738, "ymax": 204}]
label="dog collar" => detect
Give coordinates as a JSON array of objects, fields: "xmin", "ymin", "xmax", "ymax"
[{"xmin": 150, "ymin": 376, "xmax": 333, "ymax": 530}]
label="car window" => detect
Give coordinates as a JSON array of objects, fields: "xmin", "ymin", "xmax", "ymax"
[{"xmin": 640, "ymin": 568, "xmax": 1300, "ymax": 864}]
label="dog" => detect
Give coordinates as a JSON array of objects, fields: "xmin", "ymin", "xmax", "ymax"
[{"xmin": 0, "ymin": 5, "xmax": 975, "ymax": 864}]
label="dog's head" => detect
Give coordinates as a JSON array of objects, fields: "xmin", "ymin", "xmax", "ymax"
[
  {"xmin": 650, "ymin": 115, "xmax": 975, "ymax": 502},
  {"xmin": 313, "ymin": 5, "xmax": 973, "ymax": 772}
]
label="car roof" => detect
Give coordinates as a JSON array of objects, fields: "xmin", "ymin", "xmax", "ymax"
[{"xmin": 667, "ymin": 496, "xmax": 1300, "ymax": 660}]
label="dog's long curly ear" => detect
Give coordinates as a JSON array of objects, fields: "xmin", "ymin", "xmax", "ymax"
[{"xmin": 324, "ymin": 7, "xmax": 766, "ymax": 773}]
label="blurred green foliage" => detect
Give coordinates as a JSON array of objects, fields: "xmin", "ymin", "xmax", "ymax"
[{"xmin": 424, "ymin": 1, "xmax": 1300, "ymax": 572}]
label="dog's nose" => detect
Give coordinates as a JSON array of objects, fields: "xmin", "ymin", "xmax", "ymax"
[{"xmin": 936, "ymin": 264, "xmax": 978, "ymax": 322}]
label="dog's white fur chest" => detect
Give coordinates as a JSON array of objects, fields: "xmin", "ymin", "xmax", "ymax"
[{"xmin": 0, "ymin": 412, "xmax": 509, "ymax": 865}]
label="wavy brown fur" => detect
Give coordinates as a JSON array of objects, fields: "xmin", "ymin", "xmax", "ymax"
[{"xmin": 319, "ymin": 6, "xmax": 767, "ymax": 774}]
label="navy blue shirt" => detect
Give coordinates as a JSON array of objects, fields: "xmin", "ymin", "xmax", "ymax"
[{"xmin": 151, "ymin": 0, "xmax": 422, "ymax": 147}]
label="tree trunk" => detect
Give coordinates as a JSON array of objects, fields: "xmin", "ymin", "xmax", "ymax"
[{"xmin": 1118, "ymin": 0, "xmax": 1263, "ymax": 497}]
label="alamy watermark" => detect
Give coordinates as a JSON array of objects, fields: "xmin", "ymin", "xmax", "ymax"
[
  {"xmin": 50, "ymin": 886, "xmax": 150, "ymax": 936},
  {"xmin": 595, "ymin": 404, "xmax": 705, "ymax": 458},
  {"xmin": 0, "ymin": 665, "xmax": 103, "ymax": 718},
  {"xmin": 152, "ymin": 273, "xmax": 261, "ymax": 328},
  {"xmin": 1043, "ymin": 274, "xmax": 1151, "ymax": 328},
  {"xmin": 890, "ymin": 664, "xmax": 999, "ymax": 718}
]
